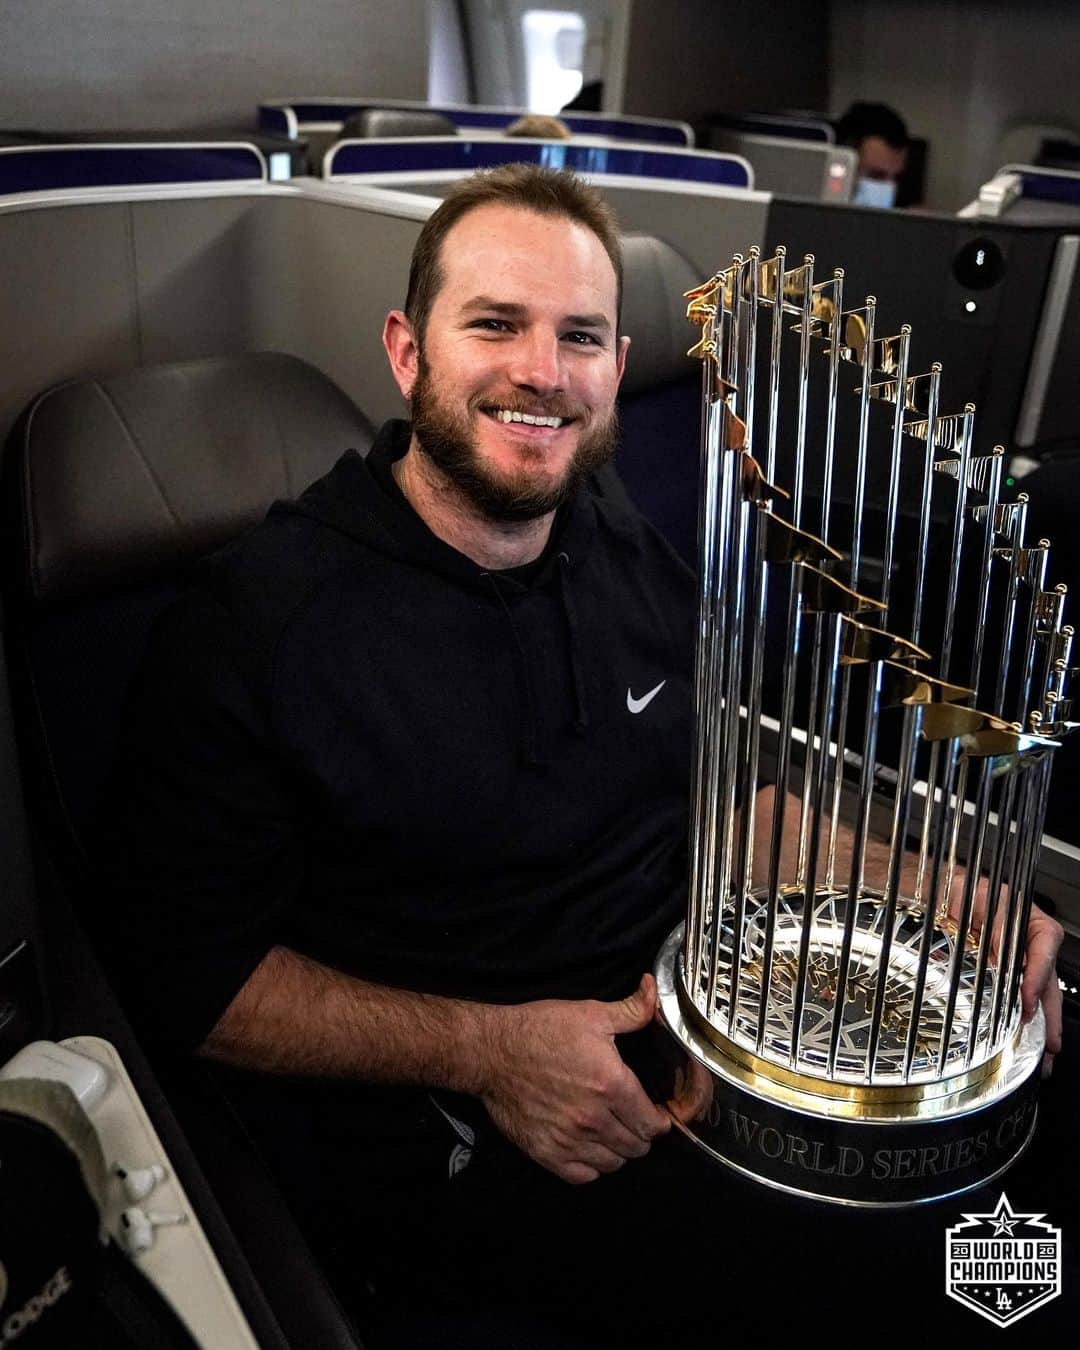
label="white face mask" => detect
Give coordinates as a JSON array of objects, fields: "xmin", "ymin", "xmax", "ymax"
[{"xmin": 853, "ymin": 176, "xmax": 898, "ymax": 209}]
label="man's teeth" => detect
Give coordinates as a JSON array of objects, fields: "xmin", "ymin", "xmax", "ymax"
[{"xmin": 491, "ymin": 409, "xmax": 564, "ymax": 427}]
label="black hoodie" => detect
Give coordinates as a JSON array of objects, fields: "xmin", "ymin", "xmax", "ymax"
[{"xmin": 105, "ymin": 421, "xmax": 697, "ymax": 1055}]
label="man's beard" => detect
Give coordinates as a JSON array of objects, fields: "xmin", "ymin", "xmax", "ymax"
[{"xmin": 409, "ymin": 354, "xmax": 619, "ymax": 523}]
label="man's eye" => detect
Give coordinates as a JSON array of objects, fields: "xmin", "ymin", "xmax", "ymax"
[
  {"xmin": 564, "ymin": 331, "xmax": 601, "ymax": 345},
  {"xmin": 471, "ymin": 318, "xmax": 512, "ymax": 332}
]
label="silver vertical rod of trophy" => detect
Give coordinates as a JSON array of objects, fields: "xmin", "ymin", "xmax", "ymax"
[
  {"xmin": 791, "ymin": 261, "xmax": 836, "ymax": 888},
  {"xmin": 733, "ymin": 250, "xmax": 778, "ymax": 892},
  {"xmin": 789, "ymin": 612, "xmax": 843, "ymax": 1068},
  {"xmin": 912, "ymin": 407, "xmax": 976, "ymax": 909},
  {"xmin": 902, "ymin": 407, "xmax": 975, "ymax": 1077},
  {"xmin": 824, "ymin": 298, "xmax": 877, "ymax": 889},
  {"xmin": 883, "ymin": 366, "xmax": 944, "ymax": 863},
  {"xmin": 694, "ymin": 309, "xmax": 736, "ymax": 999},
  {"xmin": 963, "ymin": 769, "xmax": 1011, "ymax": 1067},
  {"xmin": 1001, "ymin": 761, "xmax": 1048, "ymax": 1028},
  {"xmin": 727, "ymin": 251, "xmax": 764, "ymax": 1027},
  {"xmin": 706, "ymin": 264, "xmax": 750, "ymax": 1022},
  {"xmin": 1002, "ymin": 592, "xmax": 1066, "ymax": 1024},
  {"xmin": 865, "ymin": 345, "xmax": 929, "ymax": 1080},
  {"xmin": 757, "ymin": 259, "xmax": 825, "ymax": 1052},
  {"xmin": 830, "ymin": 326, "xmax": 912, "ymax": 1079},
  {"xmin": 913, "ymin": 407, "xmax": 975, "ymax": 899},
  {"xmin": 904, "ymin": 740, "xmax": 964, "ymax": 1076},
  {"xmin": 985, "ymin": 564, "xmax": 1054, "ymax": 1033},
  {"xmin": 686, "ymin": 348, "xmax": 725, "ymax": 990},
  {"xmin": 972, "ymin": 766, "xmax": 1022, "ymax": 1060},
  {"xmin": 1016, "ymin": 545, "xmax": 1050, "ymax": 725},
  {"xmin": 1010, "ymin": 753, "xmax": 1055, "ymax": 1014},
  {"xmin": 989, "ymin": 770, "xmax": 1029, "ymax": 1042},
  {"xmin": 963, "ymin": 450, "xmax": 1006, "ymax": 698},
  {"xmin": 905, "ymin": 367, "xmax": 944, "ymax": 651},
  {"xmin": 991, "ymin": 496, "xmax": 1030, "ymax": 715},
  {"xmin": 937, "ymin": 451, "xmax": 1006, "ymax": 1065}
]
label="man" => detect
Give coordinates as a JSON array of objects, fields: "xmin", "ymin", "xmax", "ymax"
[
  {"xmin": 104, "ymin": 165, "xmax": 1062, "ymax": 1346},
  {"xmin": 836, "ymin": 101, "xmax": 910, "ymax": 208},
  {"xmin": 104, "ymin": 166, "xmax": 709, "ymax": 1338}
]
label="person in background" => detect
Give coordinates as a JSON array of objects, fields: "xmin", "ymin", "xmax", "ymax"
[
  {"xmin": 507, "ymin": 113, "xmax": 572, "ymax": 139},
  {"xmin": 836, "ymin": 100, "xmax": 909, "ymax": 208}
]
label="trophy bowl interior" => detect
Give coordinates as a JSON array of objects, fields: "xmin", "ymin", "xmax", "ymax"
[{"xmin": 693, "ymin": 887, "xmax": 1000, "ymax": 1085}]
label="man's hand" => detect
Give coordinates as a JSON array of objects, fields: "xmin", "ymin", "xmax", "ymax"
[
  {"xmin": 1020, "ymin": 904, "xmax": 1064, "ymax": 1073},
  {"xmin": 478, "ymin": 974, "xmax": 672, "ymax": 1184},
  {"xmin": 946, "ymin": 876, "xmax": 1064, "ymax": 1075}
]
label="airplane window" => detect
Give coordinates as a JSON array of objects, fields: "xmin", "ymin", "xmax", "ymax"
[{"xmin": 522, "ymin": 10, "xmax": 585, "ymax": 112}]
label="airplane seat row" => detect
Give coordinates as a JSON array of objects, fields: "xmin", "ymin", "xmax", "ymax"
[{"xmin": 1, "ymin": 351, "xmax": 375, "ymax": 1348}]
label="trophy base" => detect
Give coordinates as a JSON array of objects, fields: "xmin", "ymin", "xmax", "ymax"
[{"xmin": 655, "ymin": 924, "xmax": 1044, "ymax": 1207}]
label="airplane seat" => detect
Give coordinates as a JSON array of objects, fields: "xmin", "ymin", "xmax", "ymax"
[
  {"xmin": 616, "ymin": 233, "xmax": 703, "ymax": 566},
  {"xmin": 341, "ymin": 108, "xmax": 457, "ymax": 139},
  {"xmin": 0, "ymin": 349, "xmax": 375, "ymax": 1349},
  {"xmin": 3, "ymin": 350, "xmax": 374, "ymax": 857}
]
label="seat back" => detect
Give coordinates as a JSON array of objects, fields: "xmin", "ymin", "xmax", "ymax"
[
  {"xmin": 3, "ymin": 351, "xmax": 374, "ymax": 863},
  {"xmin": 341, "ymin": 108, "xmax": 457, "ymax": 139},
  {"xmin": 617, "ymin": 233, "xmax": 703, "ymax": 566}
]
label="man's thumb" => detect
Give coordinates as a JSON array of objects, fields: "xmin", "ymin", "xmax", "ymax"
[{"xmin": 609, "ymin": 973, "xmax": 657, "ymax": 1031}]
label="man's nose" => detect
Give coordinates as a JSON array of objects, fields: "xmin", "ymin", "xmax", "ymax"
[{"xmin": 507, "ymin": 330, "xmax": 563, "ymax": 395}]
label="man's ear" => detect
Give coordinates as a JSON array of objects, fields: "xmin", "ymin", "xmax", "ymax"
[
  {"xmin": 383, "ymin": 310, "xmax": 420, "ymax": 401},
  {"xmin": 615, "ymin": 334, "xmax": 630, "ymax": 390}
]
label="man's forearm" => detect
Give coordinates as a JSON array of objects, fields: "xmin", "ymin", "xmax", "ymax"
[
  {"xmin": 199, "ymin": 944, "xmax": 496, "ymax": 1095},
  {"xmin": 200, "ymin": 945, "xmax": 678, "ymax": 1184}
]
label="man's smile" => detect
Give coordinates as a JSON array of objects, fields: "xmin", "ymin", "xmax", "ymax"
[{"xmin": 479, "ymin": 405, "xmax": 579, "ymax": 439}]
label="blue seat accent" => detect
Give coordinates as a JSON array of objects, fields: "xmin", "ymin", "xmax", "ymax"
[
  {"xmin": 1018, "ymin": 167, "xmax": 1080, "ymax": 204},
  {"xmin": 326, "ymin": 138, "xmax": 750, "ymax": 187},
  {"xmin": 0, "ymin": 144, "xmax": 265, "ymax": 196}
]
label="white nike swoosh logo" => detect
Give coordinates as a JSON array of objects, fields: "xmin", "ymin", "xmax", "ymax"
[{"xmin": 626, "ymin": 680, "xmax": 666, "ymax": 714}]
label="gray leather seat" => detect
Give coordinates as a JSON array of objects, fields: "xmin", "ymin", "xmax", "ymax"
[
  {"xmin": 2, "ymin": 349, "xmax": 373, "ymax": 1348},
  {"xmin": 616, "ymin": 233, "xmax": 703, "ymax": 565},
  {"xmin": 13, "ymin": 351, "xmax": 373, "ymax": 606},
  {"xmin": 341, "ymin": 108, "xmax": 457, "ymax": 139}
]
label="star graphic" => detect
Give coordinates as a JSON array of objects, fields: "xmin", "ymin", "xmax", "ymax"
[
  {"xmin": 958, "ymin": 1193, "xmax": 1046, "ymax": 1239},
  {"xmin": 988, "ymin": 1195, "xmax": 1021, "ymax": 1236}
]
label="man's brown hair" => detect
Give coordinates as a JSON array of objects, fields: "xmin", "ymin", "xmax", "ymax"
[{"xmin": 404, "ymin": 163, "xmax": 623, "ymax": 343}]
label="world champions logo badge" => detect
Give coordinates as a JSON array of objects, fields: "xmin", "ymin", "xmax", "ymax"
[{"xmin": 946, "ymin": 1194, "xmax": 1062, "ymax": 1327}]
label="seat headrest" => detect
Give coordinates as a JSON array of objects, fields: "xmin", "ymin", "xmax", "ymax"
[
  {"xmin": 341, "ymin": 109, "xmax": 458, "ymax": 140},
  {"xmin": 8, "ymin": 352, "xmax": 374, "ymax": 607},
  {"xmin": 618, "ymin": 234, "xmax": 701, "ymax": 397}
]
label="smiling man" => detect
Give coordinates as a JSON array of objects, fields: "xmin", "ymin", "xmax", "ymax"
[{"xmin": 103, "ymin": 166, "xmax": 710, "ymax": 1341}]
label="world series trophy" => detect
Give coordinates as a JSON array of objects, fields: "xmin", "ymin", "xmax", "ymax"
[{"xmin": 654, "ymin": 245, "xmax": 1075, "ymax": 1205}]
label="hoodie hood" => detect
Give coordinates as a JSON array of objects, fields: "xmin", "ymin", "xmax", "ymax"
[
  {"xmin": 271, "ymin": 418, "xmax": 631, "ymax": 595},
  {"xmin": 270, "ymin": 419, "xmax": 652, "ymax": 766}
]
